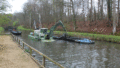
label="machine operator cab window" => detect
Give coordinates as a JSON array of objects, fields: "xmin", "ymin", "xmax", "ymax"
[{"xmin": 40, "ymin": 28, "xmax": 48, "ymax": 34}]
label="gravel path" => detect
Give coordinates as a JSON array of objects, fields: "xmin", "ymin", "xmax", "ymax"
[{"xmin": 0, "ymin": 35, "xmax": 39, "ymax": 68}]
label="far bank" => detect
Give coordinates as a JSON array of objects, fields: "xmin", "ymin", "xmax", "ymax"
[{"xmin": 16, "ymin": 26, "xmax": 120, "ymax": 44}]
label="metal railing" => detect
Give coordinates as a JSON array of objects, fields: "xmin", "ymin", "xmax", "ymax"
[{"xmin": 11, "ymin": 34, "xmax": 64, "ymax": 68}]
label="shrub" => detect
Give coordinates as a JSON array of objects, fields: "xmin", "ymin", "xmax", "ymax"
[{"xmin": 0, "ymin": 27, "xmax": 4, "ymax": 33}]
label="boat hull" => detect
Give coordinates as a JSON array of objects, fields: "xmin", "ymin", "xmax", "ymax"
[
  {"xmin": 28, "ymin": 34, "xmax": 55, "ymax": 42},
  {"xmin": 75, "ymin": 40, "xmax": 95, "ymax": 44},
  {"xmin": 53, "ymin": 36, "xmax": 95, "ymax": 44},
  {"xmin": 11, "ymin": 31, "xmax": 22, "ymax": 35}
]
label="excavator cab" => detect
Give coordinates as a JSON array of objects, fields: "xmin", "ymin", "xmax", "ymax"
[{"xmin": 40, "ymin": 28, "xmax": 48, "ymax": 34}]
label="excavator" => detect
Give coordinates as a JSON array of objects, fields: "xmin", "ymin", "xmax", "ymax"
[
  {"xmin": 28, "ymin": 20, "xmax": 94, "ymax": 43},
  {"xmin": 28, "ymin": 20, "xmax": 67, "ymax": 41}
]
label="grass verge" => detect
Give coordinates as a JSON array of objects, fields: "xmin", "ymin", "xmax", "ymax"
[
  {"xmin": 17, "ymin": 27, "xmax": 120, "ymax": 43},
  {"xmin": 54, "ymin": 31, "xmax": 120, "ymax": 43},
  {"xmin": 17, "ymin": 26, "xmax": 33, "ymax": 31},
  {"xmin": 0, "ymin": 27, "xmax": 4, "ymax": 33}
]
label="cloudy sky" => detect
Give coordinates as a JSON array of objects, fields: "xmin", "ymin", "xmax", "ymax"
[
  {"xmin": 6, "ymin": 0, "xmax": 98, "ymax": 14},
  {"xmin": 6, "ymin": 0, "xmax": 28, "ymax": 13}
]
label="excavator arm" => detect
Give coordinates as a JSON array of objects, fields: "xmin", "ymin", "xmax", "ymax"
[{"xmin": 45, "ymin": 20, "xmax": 67, "ymax": 39}]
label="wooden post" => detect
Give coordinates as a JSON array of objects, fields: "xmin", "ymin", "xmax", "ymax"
[
  {"xmin": 16, "ymin": 37, "xmax": 18, "ymax": 42},
  {"xmin": 23, "ymin": 43, "xmax": 24, "ymax": 49},
  {"xmin": 18, "ymin": 38, "xmax": 19, "ymax": 43},
  {"xmin": 30, "ymin": 48, "xmax": 32, "ymax": 56},
  {"xmin": 15, "ymin": 36, "xmax": 16, "ymax": 41},
  {"xmin": 42, "ymin": 56, "xmax": 45, "ymax": 67},
  {"xmin": 19, "ymin": 39, "xmax": 20, "ymax": 45},
  {"xmin": 13, "ymin": 36, "xmax": 15, "ymax": 40}
]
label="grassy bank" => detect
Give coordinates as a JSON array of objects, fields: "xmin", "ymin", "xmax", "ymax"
[
  {"xmin": 17, "ymin": 26, "xmax": 120, "ymax": 43},
  {"xmin": 17, "ymin": 26, "xmax": 33, "ymax": 31},
  {"xmin": 0, "ymin": 27, "xmax": 4, "ymax": 33},
  {"xmin": 54, "ymin": 31, "xmax": 120, "ymax": 43}
]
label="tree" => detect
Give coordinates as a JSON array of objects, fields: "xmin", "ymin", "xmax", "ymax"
[
  {"xmin": 82, "ymin": 0, "xmax": 85, "ymax": 21},
  {"xmin": 13, "ymin": 20, "xmax": 18, "ymax": 27},
  {"xmin": 90, "ymin": 0, "xmax": 93, "ymax": 22},
  {"xmin": 113, "ymin": 0, "xmax": 116, "ymax": 34},
  {"xmin": 94, "ymin": 7, "xmax": 97, "ymax": 21},
  {"xmin": 87, "ymin": 0, "xmax": 89, "ymax": 21},
  {"xmin": 107, "ymin": 0, "xmax": 112, "ymax": 22},
  {"xmin": 117, "ymin": 0, "xmax": 119, "ymax": 26},
  {"xmin": 0, "ymin": 14, "xmax": 12, "ymax": 27},
  {"xmin": 0, "ymin": 0, "xmax": 10, "ymax": 12},
  {"xmin": 12, "ymin": 0, "xmax": 119, "ymax": 34},
  {"xmin": 101, "ymin": 0, "xmax": 103, "ymax": 20},
  {"xmin": 98, "ymin": 0, "xmax": 100, "ymax": 20},
  {"xmin": 70, "ymin": 0, "xmax": 77, "ymax": 31}
]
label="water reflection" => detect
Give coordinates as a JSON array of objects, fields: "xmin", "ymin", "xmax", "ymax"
[{"xmin": 18, "ymin": 31, "xmax": 120, "ymax": 68}]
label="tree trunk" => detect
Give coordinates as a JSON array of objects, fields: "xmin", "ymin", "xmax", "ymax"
[
  {"xmin": 118, "ymin": 0, "xmax": 119, "ymax": 26},
  {"xmin": 101, "ymin": 0, "xmax": 103, "ymax": 20},
  {"xmin": 94, "ymin": 7, "xmax": 96, "ymax": 21},
  {"xmin": 107, "ymin": 0, "xmax": 112, "ymax": 21},
  {"xmin": 60, "ymin": 0, "xmax": 64, "ymax": 21},
  {"xmin": 70, "ymin": 0, "xmax": 76, "ymax": 31},
  {"xmin": 67, "ymin": 7, "xmax": 70, "ymax": 23},
  {"xmin": 82, "ymin": 0, "xmax": 85, "ymax": 21},
  {"xmin": 90, "ymin": 0, "xmax": 92, "ymax": 22},
  {"xmin": 98, "ymin": 0, "xmax": 100, "ymax": 20},
  {"xmin": 87, "ymin": 0, "xmax": 89, "ymax": 21},
  {"xmin": 113, "ymin": 0, "xmax": 116, "ymax": 34},
  {"xmin": 53, "ymin": 0, "xmax": 57, "ymax": 23}
]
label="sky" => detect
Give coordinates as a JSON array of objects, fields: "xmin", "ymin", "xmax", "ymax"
[
  {"xmin": 6, "ymin": 0, "xmax": 28, "ymax": 14},
  {"xmin": 6, "ymin": 0, "xmax": 98, "ymax": 14}
]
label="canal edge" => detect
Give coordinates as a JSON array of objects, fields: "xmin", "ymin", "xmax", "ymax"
[{"xmin": 10, "ymin": 34, "xmax": 65, "ymax": 68}]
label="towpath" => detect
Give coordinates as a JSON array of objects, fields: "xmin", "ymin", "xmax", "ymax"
[{"xmin": 0, "ymin": 35, "xmax": 39, "ymax": 68}]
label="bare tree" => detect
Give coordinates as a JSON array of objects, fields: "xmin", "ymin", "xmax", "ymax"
[
  {"xmin": 87, "ymin": 0, "xmax": 89, "ymax": 21},
  {"xmin": 117, "ymin": 0, "xmax": 119, "ymax": 26},
  {"xmin": 113, "ymin": 0, "xmax": 116, "ymax": 34},
  {"xmin": 12, "ymin": 0, "xmax": 120, "ymax": 34},
  {"xmin": 70, "ymin": 0, "xmax": 77, "ymax": 31},
  {"xmin": 107, "ymin": 0, "xmax": 112, "ymax": 22},
  {"xmin": 98, "ymin": 0, "xmax": 100, "ymax": 20},
  {"xmin": 101, "ymin": 0, "xmax": 103, "ymax": 20},
  {"xmin": 90, "ymin": 0, "xmax": 93, "ymax": 22},
  {"xmin": 94, "ymin": 7, "xmax": 96, "ymax": 21},
  {"xmin": 82, "ymin": 0, "xmax": 85, "ymax": 21}
]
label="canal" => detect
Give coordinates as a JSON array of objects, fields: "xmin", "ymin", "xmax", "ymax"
[{"xmin": 17, "ymin": 31, "xmax": 120, "ymax": 68}]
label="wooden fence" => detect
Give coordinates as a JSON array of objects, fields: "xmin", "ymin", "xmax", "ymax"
[
  {"xmin": 0, "ymin": 33, "xmax": 10, "ymax": 35},
  {"xmin": 11, "ymin": 34, "xmax": 64, "ymax": 68}
]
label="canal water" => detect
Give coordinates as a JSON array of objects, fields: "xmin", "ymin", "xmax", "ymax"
[{"xmin": 17, "ymin": 31, "xmax": 120, "ymax": 68}]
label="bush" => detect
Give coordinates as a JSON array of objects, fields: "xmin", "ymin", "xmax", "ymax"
[
  {"xmin": 115, "ymin": 32, "xmax": 120, "ymax": 36},
  {"xmin": 13, "ymin": 21, "xmax": 18, "ymax": 26},
  {"xmin": 0, "ymin": 27, "xmax": 4, "ymax": 33}
]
